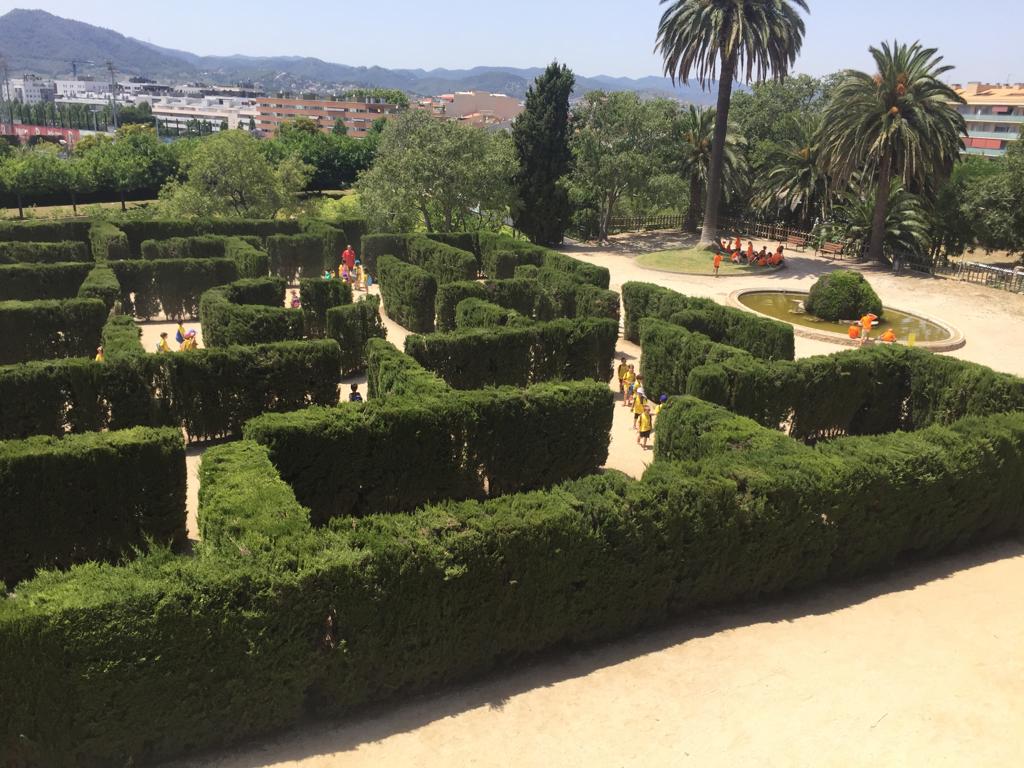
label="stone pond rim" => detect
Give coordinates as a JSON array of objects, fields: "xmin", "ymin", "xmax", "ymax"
[{"xmin": 728, "ymin": 288, "xmax": 967, "ymax": 353}]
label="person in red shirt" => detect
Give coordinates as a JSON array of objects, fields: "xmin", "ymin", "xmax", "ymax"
[{"xmin": 341, "ymin": 244, "xmax": 357, "ymax": 273}]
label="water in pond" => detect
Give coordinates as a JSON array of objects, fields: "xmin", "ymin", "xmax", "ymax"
[{"xmin": 738, "ymin": 291, "xmax": 952, "ymax": 342}]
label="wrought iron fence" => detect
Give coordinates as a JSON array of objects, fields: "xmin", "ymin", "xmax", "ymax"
[
  {"xmin": 934, "ymin": 260, "xmax": 1024, "ymax": 292},
  {"xmin": 607, "ymin": 215, "xmax": 686, "ymax": 234}
]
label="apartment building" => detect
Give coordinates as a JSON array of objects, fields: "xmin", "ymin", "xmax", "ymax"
[
  {"xmin": 137, "ymin": 95, "xmax": 259, "ymax": 133},
  {"xmin": 416, "ymin": 90, "xmax": 524, "ymax": 130},
  {"xmin": 954, "ymin": 82, "xmax": 1024, "ymax": 158},
  {"xmin": 8, "ymin": 75, "xmax": 56, "ymax": 105},
  {"xmin": 254, "ymin": 97, "xmax": 401, "ymax": 137}
]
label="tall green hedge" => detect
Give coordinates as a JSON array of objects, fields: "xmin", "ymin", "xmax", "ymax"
[
  {"xmin": 267, "ymin": 233, "xmax": 328, "ymax": 282},
  {"xmin": 326, "ymin": 297, "xmax": 386, "ymax": 377},
  {"xmin": 406, "ymin": 236, "xmax": 478, "ymax": 284},
  {"xmin": 300, "ymin": 278, "xmax": 352, "ymax": 338},
  {"xmin": 88, "ymin": 221, "xmax": 130, "ymax": 261},
  {"xmin": 366, "ymin": 337, "xmax": 449, "ymax": 399},
  {"xmin": 0, "ymin": 339, "xmax": 340, "ymax": 441},
  {"xmin": 110, "ymin": 259, "xmax": 240, "ymax": 320},
  {"xmin": 0, "ymin": 262, "xmax": 94, "ymax": 301},
  {"xmin": 406, "ymin": 318, "xmax": 617, "ymax": 390},
  {"xmin": 622, "ymin": 281, "xmax": 794, "ymax": 361},
  {"xmin": 454, "ymin": 298, "xmax": 529, "ymax": 329},
  {"xmin": 140, "ymin": 236, "xmax": 226, "ymax": 261},
  {"xmin": 199, "ymin": 279, "xmax": 304, "ymax": 347},
  {"xmin": 245, "ymin": 379, "xmax": 613, "ymax": 522},
  {"xmin": 76, "ymin": 264, "xmax": 121, "ymax": 311},
  {"xmin": 0, "ymin": 219, "xmax": 92, "ymax": 244},
  {"xmin": 100, "ymin": 315, "xmax": 147, "ymax": 361},
  {"xmin": 0, "ymin": 427, "xmax": 186, "ymax": 586},
  {"xmin": 117, "ymin": 218, "xmax": 301, "ymax": 256},
  {"xmin": 0, "ymin": 241, "xmax": 90, "ymax": 264},
  {"xmin": 377, "ymin": 255, "xmax": 437, "ymax": 333},
  {"xmin": 360, "ymin": 234, "xmax": 411, "ymax": 275},
  {"xmin": 0, "ymin": 298, "xmax": 107, "ymax": 365},
  {"xmin": 223, "ymin": 236, "xmax": 270, "ymax": 279}
]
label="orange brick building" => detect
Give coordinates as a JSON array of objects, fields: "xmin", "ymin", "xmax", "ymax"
[{"xmin": 254, "ymin": 97, "xmax": 401, "ymax": 138}]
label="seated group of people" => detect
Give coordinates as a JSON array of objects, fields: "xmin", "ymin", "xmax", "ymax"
[{"xmin": 721, "ymin": 237, "xmax": 785, "ymax": 267}]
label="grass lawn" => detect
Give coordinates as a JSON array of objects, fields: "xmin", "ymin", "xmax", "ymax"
[{"xmin": 636, "ymin": 247, "xmax": 759, "ymax": 276}]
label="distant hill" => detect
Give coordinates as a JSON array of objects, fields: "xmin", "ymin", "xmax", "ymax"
[{"xmin": 0, "ymin": 8, "xmax": 717, "ymax": 103}]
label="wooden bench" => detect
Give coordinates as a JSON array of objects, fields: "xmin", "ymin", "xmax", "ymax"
[
  {"xmin": 819, "ymin": 241, "xmax": 845, "ymax": 259},
  {"xmin": 785, "ymin": 234, "xmax": 808, "ymax": 252}
]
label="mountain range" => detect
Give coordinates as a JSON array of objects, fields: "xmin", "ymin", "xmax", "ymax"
[{"xmin": 0, "ymin": 9, "xmax": 717, "ymax": 103}]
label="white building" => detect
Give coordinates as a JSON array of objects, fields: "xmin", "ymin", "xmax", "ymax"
[
  {"xmin": 8, "ymin": 75, "xmax": 56, "ymax": 104},
  {"xmin": 137, "ymin": 94, "xmax": 259, "ymax": 133}
]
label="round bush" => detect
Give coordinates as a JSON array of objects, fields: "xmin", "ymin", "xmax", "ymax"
[{"xmin": 805, "ymin": 271, "xmax": 883, "ymax": 321}]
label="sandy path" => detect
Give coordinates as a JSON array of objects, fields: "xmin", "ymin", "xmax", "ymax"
[{"xmin": 175, "ymin": 541, "xmax": 1024, "ymax": 768}]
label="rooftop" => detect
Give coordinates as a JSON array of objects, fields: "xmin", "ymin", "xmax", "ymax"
[{"xmin": 953, "ymin": 82, "xmax": 1024, "ymax": 103}]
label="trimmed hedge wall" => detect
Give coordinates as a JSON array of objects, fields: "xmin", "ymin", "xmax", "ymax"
[
  {"xmin": 268, "ymin": 233, "xmax": 329, "ymax": 282},
  {"xmin": 326, "ymin": 297, "xmax": 386, "ymax": 377},
  {"xmin": 406, "ymin": 236, "xmax": 478, "ymax": 284},
  {"xmin": 406, "ymin": 318, "xmax": 618, "ymax": 390},
  {"xmin": 88, "ymin": 221, "xmax": 130, "ymax": 261},
  {"xmin": 245, "ymin": 379, "xmax": 613, "ymax": 522},
  {"xmin": 0, "ymin": 339, "xmax": 341, "ymax": 441},
  {"xmin": 639, "ymin": 319, "xmax": 752, "ymax": 401},
  {"xmin": 223, "ymin": 237, "xmax": 270, "ymax": 279},
  {"xmin": 110, "ymin": 259, "xmax": 240, "ymax": 320},
  {"xmin": 0, "ymin": 426, "xmax": 186, "ymax": 586},
  {"xmin": 360, "ymin": 233, "xmax": 410, "ymax": 275},
  {"xmin": 0, "ymin": 219, "xmax": 92, "ymax": 244},
  {"xmin": 477, "ymin": 232, "xmax": 611, "ymax": 289},
  {"xmin": 622, "ymin": 281, "xmax": 794, "ymax": 361},
  {"xmin": 0, "ymin": 262, "xmax": 94, "ymax": 301},
  {"xmin": 100, "ymin": 315, "xmax": 147, "ymax": 361},
  {"xmin": 455, "ymin": 298, "xmax": 529, "ymax": 329},
  {"xmin": 117, "ymin": 218, "xmax": 302, "ymax": 257},
  {"xmin": 200, "ymin": 279, "xmax": 304, "ymax": 348},
  {"xmin": 300, "ymin": 278, "xmax": 352, "ymax": 338},
  {"xmin": 76, "ymin": 264, "xmax": 121, "ymax": 312},
  {"xmin": 366, "ymin": 336, "xmax": 449, "ymax": 399},
  {"xmin": 0, "ymin": 240, "xmax": 90, "ymax": 264},
  {"xmin": 377, "ymin": 255, "xmax": 437, "ymax": 333},
  {"xmin": 140, "ymin": 236, "xmax": 226, "ymax": 261},
  {"xmin": 0, "ymin": 298, "xmax": 107, "ymax": 365}
]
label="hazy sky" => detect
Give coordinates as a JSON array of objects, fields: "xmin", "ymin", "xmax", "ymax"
[{"xmin": 5, "ymin": 1, "xmax": 1021, "ymax": 82}]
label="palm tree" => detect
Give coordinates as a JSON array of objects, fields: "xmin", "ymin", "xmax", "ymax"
[
  {"xmin": 820, "ymin": 41, "xmax": 966, "ymax": 263},
  {"xmin": 657, "ymin": 0, "xmax": 809, "ymax": 247},
  {"xmin": 826, "ymin": 178, "xmax": 930, "ymax": 260},
  {"xmin": 676, "ymin": 104, "xmax": 743, "ymax": 232},
  {"xmin": 755, "ymin": 113, "xmax": 830, "ymax": 228}
]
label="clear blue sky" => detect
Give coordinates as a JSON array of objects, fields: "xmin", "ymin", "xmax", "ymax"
[{"xmin": 6, "ymin": 1, "xmax": 1021, "ymax": 82}]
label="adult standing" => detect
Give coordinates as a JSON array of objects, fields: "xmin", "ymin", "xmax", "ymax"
[{"xmin": 342, "ymin": 244, "xmax": 357, "ymax": 273}]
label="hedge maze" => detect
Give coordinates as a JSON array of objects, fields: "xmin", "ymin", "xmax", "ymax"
[{"xmin": 2, "ymin": 222, "xmax": 1022, "ymax": 767}]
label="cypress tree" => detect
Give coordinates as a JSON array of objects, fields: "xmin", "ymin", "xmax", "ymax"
[{"xmin": 512, "ymin": 62, "xmax": 575, "ymax": 245}]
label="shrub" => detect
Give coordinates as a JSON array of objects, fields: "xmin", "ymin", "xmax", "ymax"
[
  {"xmin": 360, "ymin": 234, "xmax": 411, "ymax": 275},
  {"xmin": 140, "ymin": 236, "xmax": 227, "ymax": 261},
  {"xmin": 101, "ymin": 316, "xmax": 147, "ymax": 361},
  {"xmin": 805, "ymin": 270, "xmax": 883, "ymax": 321},
  {"xmin": 542, "ymin": 250, "xmax": 610, "ymax": 290},
  {"xmin": 223, "ymin": 237, "xmax": 270, "ymax": 279},
  {"xmin": 455, "ymin": 298, "xmax": 528, "ymax": 329},
  {"xmin": 0, "ymin": 427, "xmax": 186, "ymax": 587},
  {"xmin": 0, "ymin": 262, "xmax": 94, "ymax": 301},
  {"xmin": 76, "ymin": 264, "xmax": 121, "ymax": 312},
  {"xmin": 478, "ymin": 232, "xmax": 546, "ymax": 278},
  {"xmin": 299, "ymin": 219, "xmax": 346, "ymax": 269},
  {"xmin": 435, "ymin": 281, "xmax": 489, "ymax": 332},
  {"xmin": 300, "ymin": 278, "xmax": 352, "ymax": 338},
  {"xmin": 0, "ymin": 218, "xmax": 92, "ymax": 244},
  {"xmin": 366, "ymin": 337, "xmax": 449, "ymax": 399},
  {"xmin": 111, "ymin": 259, "xmax": 240, "ymax": 320},
  {"xmin": 0, "ymin": 241, "xmax": 90, "ymax": 264},
  {"xmin": 377, "ymin": 255, "xmax": 437, "ymax": 333},
  {"xmin": 88, "ymin": 221, "xmax": 130, "ymax": 261},
  {"xmin": 244, "ymin": 379, "xmax": 613, "ymax": 522},
  {"xmin": 326, "ymin": 297, "xmax": 386, "ymax": 377},
  {"xmin": 575, "ymin": 283, "xmax": 621, "ymax": 322},
  {"xmin": 406, "ymin": 236, "xmax": 478, "ymax": 284},
  {"xmin": 622, "ymin": 281, "xmax": 794, "ymax": 361},
  {"xmin": 0, "ymin": 298, "xmax": 107, "ymax": 365},
  {"xmin": 405, "ymin": 318, "xmax": 617, "ymax": 389},
  {"xmin": 267, "ymin": 234, "xmax": 328, "ymax": 282},
  {"xmin": 162, "ymin": 340, "xmax": 342, "ymax": 440},
  {"xmin": 514, "ymin": 264, "xmax": 540, "ymax": 279},
  {"xmin": 199, "ymin": 279, "xmax": 304, "ymax": 348}
]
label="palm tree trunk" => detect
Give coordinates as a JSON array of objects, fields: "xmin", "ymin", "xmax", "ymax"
[
  {"xmin": 699, "ymin": 56, "xmax": 736, "ymax": 247},
  {"xmin": 868, "ymin": 152, "xmax": 892, "ymax": 263},
  {"xmin": 684, "ymin": 172, "xmax": 701, "ymax": 233}
]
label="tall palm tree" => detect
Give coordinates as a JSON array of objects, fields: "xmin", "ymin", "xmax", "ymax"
[
  {"xmin": 754, "ymin": 113, "xmax": 830, "ymax": 228},
  {"xmin": 826, "ymin": 178, "xmax": 930, "ymax": 260},
  {"xmin": 820, "ymin": 41, "xmax": 966, "ymax": 263},
  {"xmin": 676, "ymin": 104, "xmax": 743, "ymax": 232},
  {"xmin": 657, "ymin": 0, "xmax": 809, "ymax": 247}
]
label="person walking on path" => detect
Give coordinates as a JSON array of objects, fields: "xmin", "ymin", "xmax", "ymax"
[
  {"xmin": 157, "ymin": 332, "xmax": 171, "ymax": 353},
  {"xmin": 637, "ymin": 404, "xmax": 653, "ymax": 449},
  {"xmin": 348, "ymin": 383, "xmax": 363, "ymax": 403},
  {"xmin": 713, "ymin": 252, "xmax": 723, "ymax": 277},
  {"xmin": 617, "ymin": 357, "xmax": 630, "ymax": 398}
]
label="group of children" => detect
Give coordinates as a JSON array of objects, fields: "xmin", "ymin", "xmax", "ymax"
[
  {"xmin": 713, "ymin": 237, "xmax": 786, "ymax": 276},
  {"xmin": 323, "ymin": 244, "xmax": 371, "ymax": 291},
  {"xmin": 848, "ymin": 312, "xmax": 898, "ymax": 345},
  {"xmin": 617, "ymin": 357, "xmax": 667, "ymax": 450}
]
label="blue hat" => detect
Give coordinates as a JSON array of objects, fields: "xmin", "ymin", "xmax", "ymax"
[{"xmin": 659, "ymin": 394, "xmax": 668, "ymax": 403}]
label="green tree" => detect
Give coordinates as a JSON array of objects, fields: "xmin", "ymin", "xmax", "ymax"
[
  {"xmin": 76, "ymin": 125, "xmax": 173, "ymax": 210},
  {"xmin": 66, "ymin": 155, "xmax": 95, "ymax": 215},
  {"xmin": 357, "ymin": 110, "xmax": 517, "ymax": 232},
  {"xmin": 676, "ymin": 104, "xmax": 743, "ymax": 232},
  {"xmin": 512, "ymin": 61, "xmax": 575, "ymax": 245},
  {"xmin": 820, "ymin": 41, "xmax": 966, "ymax": 263},
  {"xmin": 159, "ymin": 130, "xmax": 311, "ymax": 218},
  {"xmin": 657, "ymin": 0, "xmax": 810, "ymax": 246},
  {"xmin": 567, "ymin": 92, "xmax": 676, "ymax": 241},
  {"xmin": 332, "ymin": 119, "xmax": 348, "ymax": 136},
  {"xmin": 0, "ymin": 144, "xmax": 68, "ymax": 218},
  {"xmin": 826, "ymin": 179, "xmax": 930, "ymax": 261},
  {"xmin": 960, "ymin": 140, "xmax": 1024, "ymax": 258},
  {"xmin": 754, "ymin": 113, "xmax": 830, "ymax": 228}
]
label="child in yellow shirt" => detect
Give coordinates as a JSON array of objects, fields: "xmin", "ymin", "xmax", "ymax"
[{"xmin": 637, "ymin": 405, "xmax": 653, "ymax": 449}]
